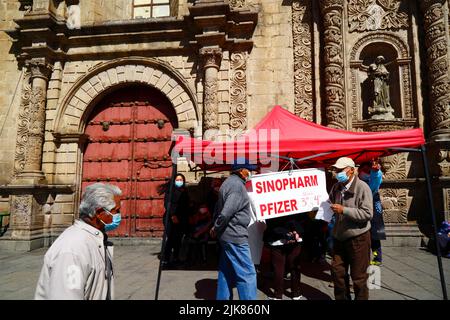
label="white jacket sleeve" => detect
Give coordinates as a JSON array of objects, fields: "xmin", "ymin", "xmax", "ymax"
[{"xmin": 46, "ymin": 252, "xmax": 88, "ymax": 300}]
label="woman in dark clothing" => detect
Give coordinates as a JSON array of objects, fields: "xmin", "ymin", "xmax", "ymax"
[
  {"xmin": 162, "ymin": 173, "xmax": 191, "ymax": 266},
  {"xmin": 263, "ymin": 214, "xmax": 305, "ymax": 300}
]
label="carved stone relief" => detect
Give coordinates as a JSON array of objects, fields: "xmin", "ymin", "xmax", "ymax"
[
  {"xmin": 14, "ymin": 70, "xmax": 32, "ymax": 176},
  {"xmin": 230, "ymin": 52, "xmax": 248, "ymax": 131},
  {"xmin": 230, "ymin": 0, "xmax": 245, "ymax": 9},
  {"xmin": 319, "ymin": 0, "xmax": 346, "ymax": 129},
  {"xmin": 292, "ymin": 0, "xmax": 314, "ymax": 121},
  {"xmin": 380, "ymin": 153, "xmax": 407, "ymax": 180},
  {"xmin": 437, "ymin": 149, "xmax": 450, "ymax": 176},
  {"xmin": 379, "ymin": 188, "xmax": 408, "ymax": 223},
  {"xmin": 347, "ymin": 0, "xmax": 409, "ymax": 32},
  {"xmin": 11, "ymin": 195, "xmax": 32, "ymax": 227}
]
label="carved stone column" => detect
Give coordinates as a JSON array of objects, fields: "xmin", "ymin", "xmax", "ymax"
[
  {"xmin": 319, "ymin": 0, "xmax": 346, "ymax": 129},
  {"xmin": 0, "ymin": 58, "xmax": 53, "ymax": 251},
  {"xmin": 16, "ymin": 58, "xmax": 52, "ymax": 184},
  {"xmin": 420, "ymin": 0, "xmax": 450, "ymax": 141},
  {"xmin": 200, "ymin": 47, "xmax": 222, "ymax": 134}
]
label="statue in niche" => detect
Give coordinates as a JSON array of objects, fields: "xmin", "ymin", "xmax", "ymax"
[{"xmin": 367, "ymin": 55, "xmax": 395, "ymax": 120}]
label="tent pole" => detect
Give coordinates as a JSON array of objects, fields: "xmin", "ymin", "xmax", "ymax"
[
  {"xmin": 154, "ymin": 158, "xmax": 178, "ymax": 300},
  {"xmin": 420, "ymin": 145, "xmax": 448, "ymax": 300}
]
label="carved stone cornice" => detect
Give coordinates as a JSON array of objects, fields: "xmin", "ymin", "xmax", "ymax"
[
  {"xmin": 319, "ymin": 0, "xmax": 346, "ymax": 129},
  {"xmin": 200, "ymin": 47, "xmax": 223, "ymax": 69},
  {"xmin": 352, "ymin": 119, "xmax": 417, "ymax": 132},
  {"xmin": 53, "ymin": 132, "xmax": 89, "ymax": 146},
  {"xmin": 420, "ymin": 0, "xmax": 450, "ymax": 135}
]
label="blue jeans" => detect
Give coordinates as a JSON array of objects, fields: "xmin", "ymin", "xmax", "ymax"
[{"xmin": 216, "ymin": 241, "xmax": 257, "ymax": 300}]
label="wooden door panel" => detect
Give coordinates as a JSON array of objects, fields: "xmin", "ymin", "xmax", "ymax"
[{"xmin": 82, "ymin": 86, "xmax": 176, "ymax": 237}]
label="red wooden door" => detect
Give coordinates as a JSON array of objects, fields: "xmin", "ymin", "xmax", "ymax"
[{"xmin": 82, "ymin": 86, "xmax": 177, "ymax": 237}]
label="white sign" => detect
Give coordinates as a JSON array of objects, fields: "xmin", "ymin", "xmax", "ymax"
[{"xmin": 249, "ymin": 168, "xmax": 333, "ymax": 222}]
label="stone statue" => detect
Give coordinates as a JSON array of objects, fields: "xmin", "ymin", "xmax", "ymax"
[
  {"xmin": 66, "ymin": 2, "xmax": 81, "ymax": 30},
  {"xmin": 368, "ymin": 55, "xmax": 395, "ymax": 120}
]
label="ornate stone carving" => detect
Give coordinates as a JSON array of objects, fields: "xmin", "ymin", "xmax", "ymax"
[
  {"xmin": 420, "ymin": 0, "xmax": 450, "ymax": 132},
  {"xmin": 401, "ymin": 64, "xmax": 413, "ymax": 118},
  {"xmin": 379, "ymin": 188, "xmax": 408, "ymax": 223},
  {"xmin": 230, "ymin": 0, "xmax": 245, "ymax": 9},
  {"xmin": 444, "ymin": 188, "xmax": 450, "ymax": 221},
  {"xmin": 230, "ymin": 52, "xmax": 248, "ymax": 131},
  {"xmin": 319, "ymin": 0, "xmax": 346, "ymax": 129},
  {"xmin": 14, "ymin": 70, "xmax": 32, "ymax": 176},
  {"xmin": 28, "ymin": 59, "xmax": 52, "ymax": 81},
  {"xmin": 347, "ymin": 0, "xmax": 409, "ymax": 32},
  {"xmin": 203, "ymin": 77, "xmax": 219, "ymax": 131},
  {"xmin": 437, "ymin": 148, "xmax": 450, "ymax": 176},
  {"xmin": 200, "ymin": 47, "xmax": 222, "ymax": 132},
  {"xmin": 200, "ymin": 47, "xmax": 222, "ymax": 70},
  {"xmin": 11, "ymin": 195, "xmax": 32, "ymax": 227},
  {"xmin": 292, "ymin": 0, "xmax": 314, "ymax": 121},
  {"xmin": 380, "ymin": 153, "xmax": 407, "ymax": 180}
]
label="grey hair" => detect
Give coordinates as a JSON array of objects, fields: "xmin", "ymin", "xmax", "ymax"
[{"xmin": 79, "ymin": 183, "xmax": 122, "ymax": 218}]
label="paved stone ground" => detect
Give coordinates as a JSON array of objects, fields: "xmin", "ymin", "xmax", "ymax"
[{"xmin": 0, "ymin": 242, "xmax": 449, "ymax": 300}]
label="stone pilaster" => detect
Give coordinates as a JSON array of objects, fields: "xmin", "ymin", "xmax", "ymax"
[
  {"xmin": 200, "ymin": 47, "xmax": 222, "ymax": 134},
  {"xmin": 319, "ymin": 0, "xmax": 346, "ymax": 129},
  {"xmin": 420, "ymin": 0, "xmax": 450, "ymax": 141}
]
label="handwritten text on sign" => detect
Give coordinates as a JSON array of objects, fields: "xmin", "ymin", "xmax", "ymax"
[{"xmin": 249, "ymin": 168, "xmax": 332, "ymax": 221}]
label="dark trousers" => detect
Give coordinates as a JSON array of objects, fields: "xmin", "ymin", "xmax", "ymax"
[
  {"xmin": 270, "ymin": 244, "xmax": 302, "ymax": 299},
  {"xmin": 331, "ymin": 231, "xmax": 371, "ymax": 300},
  {"xmin": 163, "ymin": 222, "xmax": 184, "ymax": 262}
]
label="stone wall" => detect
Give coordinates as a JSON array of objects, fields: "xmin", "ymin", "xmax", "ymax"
[{"xmin": 246, "ymin": 0, "xmax": 294, "ymax": 129}]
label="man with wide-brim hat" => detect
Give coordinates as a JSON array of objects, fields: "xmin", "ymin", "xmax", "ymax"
[
  {"xmin": 210, "ymin": 157, "xmax": 258, "ymax": 300},
  {"xmin": 328, "ymin": 157, "xmax": 373, "ymax": 300}
]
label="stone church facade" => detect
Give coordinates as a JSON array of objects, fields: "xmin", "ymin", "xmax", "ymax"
[{"xmin": 0, "ymin": 0, "xmax": 449, "ymax": 250}]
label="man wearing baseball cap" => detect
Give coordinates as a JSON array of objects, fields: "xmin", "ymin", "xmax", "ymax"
[
  {"xmin": 328, "ymin": 157, "xmax": 373, "ymax": 300},
  {"xmin": 210, "ymin": 157, "xmax": 258, "ymax": 300}
]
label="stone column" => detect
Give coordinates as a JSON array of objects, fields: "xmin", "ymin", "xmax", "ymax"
[
  {"xmin": 420, "ymin": 0, "xmax": 450, "ymax": 140},
  {"xmin": 319, "ymin": 0, "xmax": 346, "ymax": 129},
  {"xmin": 16, "ymin": 58, "xmax": 52, "ymax": 184},
  {"xmin": 200, "ymin": 47, "xmax": 222, "ymax": 135}
]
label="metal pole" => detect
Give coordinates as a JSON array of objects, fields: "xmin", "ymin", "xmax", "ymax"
[
  {"xmin": 420, "ymin": 145, "xmax": 448, "ymax": 300},
  {"xmin": 154, "ymin": 159, "xmax": 178, "ymax": 300}
]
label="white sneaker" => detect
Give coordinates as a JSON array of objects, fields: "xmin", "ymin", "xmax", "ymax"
[
  {"xmin": 267, "ymin": 296, "xmax": 282, "ymax": 300},
  {"xmin": 292, "ymin": 295, "xmax": 307, "ymax": 300}
]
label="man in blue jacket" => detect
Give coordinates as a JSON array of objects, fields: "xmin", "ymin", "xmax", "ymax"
[{"xmin": 210, "ymin": 158, "xmax": 257, "ymax": 300}]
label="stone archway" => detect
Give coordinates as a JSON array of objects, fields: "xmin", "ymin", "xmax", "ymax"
[
  {"xmin": 54, "ymin": 57, "xmax": 198, "ymax": 134},
  {"xmin": 49, "ymin": 58, "xmax": 198, "ymax": 237}
]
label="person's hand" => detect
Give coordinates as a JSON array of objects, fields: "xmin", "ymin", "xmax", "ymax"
[
  {"xmin": 330, "ymin": 204, "xmax": 344, "ymax": 214},
  {"xmin": 209, "ymin": 227, "xmax": 216, "ymax": 239},
  {"xmin": 171, "ymin": 215, "xmax": 179, "ymax": 224},
  {"xmin": 293, "ymin": 231, "xmax": 301, "ymax": 242}
]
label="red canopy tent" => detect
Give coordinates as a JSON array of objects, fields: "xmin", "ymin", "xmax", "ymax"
[
  {"xmin": 174, "ymin": 105, "xmax": 425, "ymax": 169},
  {"xmin": 155, "ymin": 106, "xmax": 447, "ymax": 300}
]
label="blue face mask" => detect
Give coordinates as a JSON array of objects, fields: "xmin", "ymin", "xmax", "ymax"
[
  {"xmin": 336, "ymin": 171, "xmax": 349, "ymax": 183},
  {"xmin": 102, "ymin": 209, "xmax": 121, "ymax": 232},
  {"xmin": 175, "ymin": 180, "xmax": 184, "ymax": 188}
]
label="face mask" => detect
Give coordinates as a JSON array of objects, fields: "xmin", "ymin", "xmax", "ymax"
[
  {"xmin": 175, "ymin": 181, "xmax": 184, "ymax": 188},
  {"xmin": 101, "ymin": 208, "xmax": 121, "ymax": 232},
  {"xmin": 336, "ymin": 171, "xmax": 349, "ymax": 183},
  {"xmin": 359, "ymin": 172, "xmax": 370, "ymax": 182}
]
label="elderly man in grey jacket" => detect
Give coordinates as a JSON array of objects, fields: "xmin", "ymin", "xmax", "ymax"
[
  {"xmin": 329, "ymin": 157, "xmax": 373, "ymax": 300},
  {"xmin": 210, "ymin": 158, "xmax": 258, "ymax": 300},
  {"xmin": 35, "ymin": 183, "xmax": 122, "ymax": 300}
]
